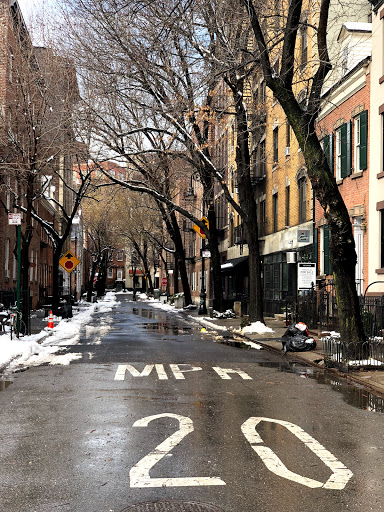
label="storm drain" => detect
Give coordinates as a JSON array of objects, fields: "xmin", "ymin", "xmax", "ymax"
[{"xmin": 120, "ymin": 501, "xmax": 225, "ymax": 512}]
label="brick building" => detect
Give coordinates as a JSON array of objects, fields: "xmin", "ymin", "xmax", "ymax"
[
  {"xmin": 0, "ymin": 0, "xmax": 78, "ymax": 309},
  {"xmin": 316, "ymin": 23, "xmax": 371, "ymax": 295}
]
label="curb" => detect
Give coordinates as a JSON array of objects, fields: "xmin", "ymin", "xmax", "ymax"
[{"xmin": 188, "ymin": 314, "xmax": 384, "ymax": 398}]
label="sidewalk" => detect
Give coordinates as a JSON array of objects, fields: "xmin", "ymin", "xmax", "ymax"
[{"xmin": 179, "ymin": 308, "xmax": 384, "ymax": 398}]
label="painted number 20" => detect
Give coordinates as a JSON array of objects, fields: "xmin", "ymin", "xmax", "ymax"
[{"xmin": 129, "ymin": 414, "xmax": 353, "ymax": 489}]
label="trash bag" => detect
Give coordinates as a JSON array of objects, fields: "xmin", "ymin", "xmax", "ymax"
[{"xmin": 282, "ymin": 322, "xmax": 317, "ymax": 353}]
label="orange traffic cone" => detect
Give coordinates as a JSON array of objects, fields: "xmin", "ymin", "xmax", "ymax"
[{"xmin": 47, "ymin": 310, "xmax": 54, "ymax": 329}]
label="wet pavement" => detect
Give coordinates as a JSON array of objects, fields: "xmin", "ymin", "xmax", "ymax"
[{"xmin": 2, "ymin": 296, "xmax": 382, "ymax": 512}]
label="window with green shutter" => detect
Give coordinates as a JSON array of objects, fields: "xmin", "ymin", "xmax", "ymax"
[{"xmin": 359, "ymin": 110, "xmax": 368, "ymax": 170}]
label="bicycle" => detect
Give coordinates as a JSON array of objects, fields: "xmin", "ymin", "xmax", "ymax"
[{"xmin": 8, "ymin": 307, "xmax": 27, "ymax": 340}]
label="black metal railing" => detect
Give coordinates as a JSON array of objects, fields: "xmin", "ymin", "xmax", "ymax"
[{"xmin": 323, "ymin": 337, "xmax": 384, "ymax": 372}]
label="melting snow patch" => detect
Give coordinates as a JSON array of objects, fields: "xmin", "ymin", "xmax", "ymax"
[
  {"xmin": 241, "ymin": 322, "xmax": 274, "ymax": 335},
  {"xmin": 243, "ymin": 340, "xmax": 263, "ymax": 350}
]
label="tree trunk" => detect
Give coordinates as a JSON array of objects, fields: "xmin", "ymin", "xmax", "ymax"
[
  {"xmin": 207, "ymin": 206, "xmax": 224, "ymax": 312},
  {"xmin": 169, "ymin": 209, "xmax": 192, "ymax": 305},
  {"xmin": 52, "ymin": 250, "xmax": 61, "ymax": 311},
  {"xmin": 289, "ymin": 111, "xmax": 365, "ymax": 343},
  {"xmin": 233, "ymin": 77, "xmax": 264, "ymax": 322},
  {"xmin": 87, "ymin": 259, "xmax": 98, "ymax": 302}
]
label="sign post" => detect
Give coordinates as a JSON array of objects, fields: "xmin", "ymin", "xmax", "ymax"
[
  {"xmin": 59, "ymin": 251, "xmax": 81, "ymax": 301},
  {"xmin": 8, "ymin": 214, "xmax": 21, "ymax": 332}
]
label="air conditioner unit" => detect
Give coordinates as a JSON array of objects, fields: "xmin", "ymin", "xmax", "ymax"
[
  {"xmin": 284, "ymin": 146, "xmax": 290, "ymax": 157},
  {"xmin": 286, "ymin": 251, "xmax": 296, "ymax": 264}
]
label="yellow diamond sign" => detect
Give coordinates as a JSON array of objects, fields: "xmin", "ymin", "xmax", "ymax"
[{"xmin": 59, "ymin": 251, "xmax": 80, "ymax": 273}]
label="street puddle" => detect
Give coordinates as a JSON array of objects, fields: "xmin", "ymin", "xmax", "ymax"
[
  {"xmin": 132, "ymin": 308, "xmax": 161, "ymax": 319},
  {"xmin": 141, "ymin": 322, "xmax": 194, "ymax": 335},
  {"xmin": 0, "ymin": 380, "xmax": 12, "ymax": 391},
  {"xmin": 258, "ymin": 362, "xmax": 384, "ymax": 413}
]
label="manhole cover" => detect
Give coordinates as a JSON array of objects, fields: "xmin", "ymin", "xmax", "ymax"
[{"xmin": 120, "ymin": 501, "xmax": 225, "ymax": 512}]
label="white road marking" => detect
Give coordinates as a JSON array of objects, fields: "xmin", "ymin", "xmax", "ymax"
[
  {"xmin": 212, "ymin": 366, "xmax": 252, "ymax": 380},
  {"xmin": 169, "ymin": 364, "xmax": 202, "ymax": 379},
  {"xmin": 114, "ymin": 364, "xmax": 169, "ymax": 380},
  {"xmin": 241, "ymin": 417, "xmax": 353, "ymax": 490},
  {"xmin": 130, "ymin": 413, "xmax": 226, "ymax": 487}
]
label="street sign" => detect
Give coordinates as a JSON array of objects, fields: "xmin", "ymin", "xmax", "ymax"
[
  {"xmin": 202, "ymin": 250, "xmax": 211, "ymax": 258},
  {"xmin": 161, "ymin": 277, "xmax": 167, "ymax": 286},
  {"xmin": 8, "ymin": 213, "xmax": 21, "ymax": 225},
  {"xmin": 59, "ymin": 251, "xmax": 80, "ymax": 273},
  {"xmin": 193, "ymin": 216, "xmax": 209, "ymax": 239}
]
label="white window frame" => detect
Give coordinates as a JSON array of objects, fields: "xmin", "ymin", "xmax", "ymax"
[
  {"xmin": 107, "ymin": 267, "xmax": 114, "ymax": 278},
  {"xmin": 335, "ymin": 129, "xmax": 342, "ymax": 180},
  {"xmin": 117, "ymin": 269, "xmax": 123, "ymax": 280},
  {"xmin": 354, "ymin": 116, "xmax": 360, "ymax": 173}
]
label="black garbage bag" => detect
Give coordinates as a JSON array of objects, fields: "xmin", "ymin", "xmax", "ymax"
[{"xmin": 282, "ymin": 322, "xmax": 317, "ymax": 353}]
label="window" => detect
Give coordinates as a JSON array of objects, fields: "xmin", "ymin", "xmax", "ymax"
[
  {"xmin": 257, "ymin": 139, "xmax": 266, "ymax": 176},
  {"xmin": 107, "ymin": 267, "xmax": 114, "ymax": 278},
  {"xmin": 273, "ymin": 126, "xmax": 279, "ymax": 163},
  {"xmin": 354, "ymin": 111, "xmax": 368, "ymax": 172},
  {"xmin": 273, "ymin": 193, "xmax": 278, "ymax": 232},
  {"xmin": 298, "ymin": 178, "xmax": 307, "ymax": 223},
  {"xmin": 259, "ymin": 200, "xmax": 266, "ymax": 236},
  {"xmin": 117, "ymin": 269, "xmax": 123, "ymax": 280},
  {"xmin": 260, "ymin": 80, "xmax": 266, "ymax": 103},
  {"xmin": 286, "ymin": 121, "xmax": 291, "ymax": 149},
  {"xmin": 5, "ymin": 239, "xmax": 10, "ymax": 278},
  {"xmin": 335, "ymin": 122, "xmax": 352, "ymax": 180},
  {"xmin": 117, "ymin": 250, "xmax": 124, "ymax": 261},
  {"xmin": 300, "ymin": 26, "xmax": 308, "ymax": 68},
  {"xmin": 381, "ymin": 210, "xmax": 384, "ymax": 269},
  {"xmin": 190, "ymin": 272, "xmax": 196, "ymax": 292},
  {"xmin": 285, "ymin": 186, "xmax": 290, "ymax": 227}
]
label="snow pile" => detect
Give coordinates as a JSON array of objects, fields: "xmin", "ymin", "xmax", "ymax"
[
  {"xmin": 0, "ymin": 292, "xmax": 118, "ymax": 372},
  {"xmin": 212, "ymin": 309, "xmax": 236, "ymax": 319},
  {"xmin": 241, "ymin": 322, "xmax": 274, "ymax": 335},
  {"xmin": 348, "ymin": 358, "xmax": 383, "ymax": 367}
]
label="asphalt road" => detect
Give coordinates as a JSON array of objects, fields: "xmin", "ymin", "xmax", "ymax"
[{"xmin": 0, "ymin": 296, "xmax": 383, "ymax": 512}]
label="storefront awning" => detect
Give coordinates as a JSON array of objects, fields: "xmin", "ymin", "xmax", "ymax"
[{"xmin": 221, "ymin": 256, "xmax": 249, "ymax": 272}]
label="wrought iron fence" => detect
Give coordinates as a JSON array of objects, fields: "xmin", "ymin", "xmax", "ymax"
[
  {"xmin": 290, "ymin": 281, "xmax": 384, "ymax": 338},
  {"xmin": 323, "ymin": 337, "xmax": 384, "ymax": 372}
]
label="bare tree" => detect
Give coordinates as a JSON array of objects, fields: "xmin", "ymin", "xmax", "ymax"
[
  {"xmin": 238, "ymin": 0, "xmax": 366, "ymax": 343},
  {"xmin": 0, "ymin": 9, "xmax": 79, "ymax": 318}
]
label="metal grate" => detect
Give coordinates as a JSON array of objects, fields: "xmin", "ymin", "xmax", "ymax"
[{"xmin": 120, "ymin": 502, "xmax": 225, "ymax": 512}]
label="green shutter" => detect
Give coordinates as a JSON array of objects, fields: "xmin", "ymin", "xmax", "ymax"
[
  {"xmin": 360, "ymin": 110, "xmax": 368, "ymax": 170},
  {"xmin": 329, "ymin": 133, "xmax": 334, "ymax": 174},
  {"xmin": 340, "ymin": 123, "xmax": 348, "ymax": 178},
  {"xmin": 324, "ymin": 225, "xmax": 332, "ymax": 275},
  {"xmin": 346, "ymin": 120, "xmax": 352, "ymax": 176}
]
